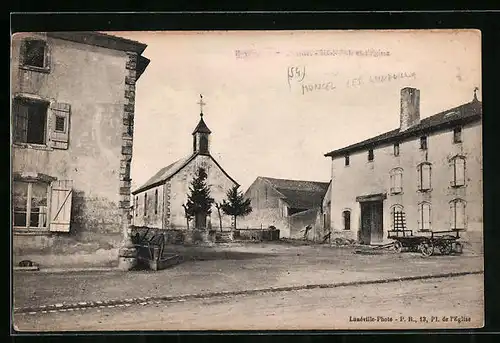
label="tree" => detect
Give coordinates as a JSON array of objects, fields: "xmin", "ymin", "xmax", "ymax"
[
  {"xmin": 184, "ymin": 168, "xmax": 214, "ymax": 229},
  {"xmin": 220, "ymin": 185, "xmax": 252, "ymax": 231}
]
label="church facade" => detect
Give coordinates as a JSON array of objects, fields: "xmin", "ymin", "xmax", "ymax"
[{"xmin": 131, "ymin": 102, "xmax": 239, "ymax": 231}]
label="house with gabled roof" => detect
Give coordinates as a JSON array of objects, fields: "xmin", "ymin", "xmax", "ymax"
[
  {"xmin": 324, "ymin": 87, "xmax": 482, "ymax": 247},
  {"xmin": 239, "ymin": 176, "xmax": 331, "ymax": 238},
  {"xmin": 131, "ymin": 102, "xmax": 239, "ymax": 231}
]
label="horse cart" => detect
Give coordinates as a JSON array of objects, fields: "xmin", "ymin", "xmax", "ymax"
[
  {"xmin": 387, "ymin": 228, "xmax": 463, "ymax": 257},
  {"xmin": 385, "ymin": 210, "xmax": 463, "ymax": 257}
]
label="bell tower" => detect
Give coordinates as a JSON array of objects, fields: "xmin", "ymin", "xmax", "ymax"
[{"xmin": 192, "ymin": 94, "xmax": 211, "ymax": 155}]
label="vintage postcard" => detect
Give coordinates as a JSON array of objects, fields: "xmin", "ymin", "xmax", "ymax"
[{"xmin": 11, "ymin": 29, "xmax": 483, "ymax": 331}]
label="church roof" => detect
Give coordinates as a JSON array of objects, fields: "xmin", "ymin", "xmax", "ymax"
[
  {"xmin": 132, "ymin": 154, "xmax": 196, "ymax": 194},
  {"xmin": 132, "ymin": 152, "xmax": 239, "ymax": 194},
  {"xmin": 259, "ymin": 177, "xmax": 330, "ymax": 209},
  {"xmin": 192, "ymin": 116, "xmax": 212, "ymax": 134}
]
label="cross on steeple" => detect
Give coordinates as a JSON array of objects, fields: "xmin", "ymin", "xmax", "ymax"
[{"xmin": 197, "ymin": 94, "xmax": 206, "ymax": 117}]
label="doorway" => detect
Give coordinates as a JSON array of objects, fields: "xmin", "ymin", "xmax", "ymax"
[{"xmin": 360, "ymin": 200, "xmax": 384, "ymax": 245}]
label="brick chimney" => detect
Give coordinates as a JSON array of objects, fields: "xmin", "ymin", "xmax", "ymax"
[{"xmin": 400, "ymin": 87, "xmax": 420, "ymax": 131}]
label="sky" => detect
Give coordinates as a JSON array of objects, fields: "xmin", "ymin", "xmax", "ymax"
[{"xmin": 109, "ymin": 30, "xmax": 481, "ymax": 192}]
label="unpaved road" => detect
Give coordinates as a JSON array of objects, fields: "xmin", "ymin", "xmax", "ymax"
[
  {"xmin": 14, "ymin": 243, "xmax": 483, "ymax": 310},
  {"xmin": 14, "ymin": 274, "xmax": 483, "ymax": 331}
]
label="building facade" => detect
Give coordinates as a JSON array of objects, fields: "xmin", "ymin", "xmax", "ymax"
[
  {"xmin": 240, "ymin": 177, "xmax": 330, "ymax": 238},
  {"xmin": 11, "ymin": 32, "xmax": 150, "ymax": 254},
  {"xmin": 131, "ymin": 111, "xmax": 239, "ymax": 231},
  {"xmin": 324, "ymin": 87, "xmax": 482, "ymax": 246}
]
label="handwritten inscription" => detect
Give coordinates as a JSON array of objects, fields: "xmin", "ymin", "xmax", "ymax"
[
  {"xmin": 348, "ymin": 315, "xmax": 472, "ymax": 324},
  {"xmin": 287, "ymin": 66, "xmax": 417, "ymax": 95},
  {"xmin": 287, "ymin": 65, "xmax": 306, "ymax": 89}
]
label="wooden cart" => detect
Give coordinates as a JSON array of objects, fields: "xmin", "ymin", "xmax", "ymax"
[{"xmin": 386, "ymin": 211, "xmax": 463, "ymax": 257}]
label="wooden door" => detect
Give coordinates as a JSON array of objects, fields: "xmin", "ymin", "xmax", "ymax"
[
  {"xmin": 360, "ymin": 202, "xmax": 372, "ymax": 244},
  {"xmin": 360, "ymin": 201, "xmax": 384, "ymax": 245},
  {"xmin": 371, "ymin": 201, "xmax": 384, "ymax": 243}
]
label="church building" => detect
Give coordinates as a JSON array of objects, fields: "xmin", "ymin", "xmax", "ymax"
[{"xmin": 131, "ymin": 96, "xmax": 239, "ymax": 231}]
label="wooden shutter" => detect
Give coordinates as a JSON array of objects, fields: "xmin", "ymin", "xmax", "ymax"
[
  {"xmin": 422, "ymin": 164, "xmax": 431, "ymax": 190},
  {"xmin": 456, "ymin": 200, "xmax": 466, "ymax": 229},
  {"xmin": 50, "ymin": 102, "xmax": 71, "ymax": 150},
  {"xmin": 49, "ymin": 180, "xmax": 73, "ymax": 232},
  {"xmin": 455, "ymin": 158, "xmax": 465, "ymax": 186}
]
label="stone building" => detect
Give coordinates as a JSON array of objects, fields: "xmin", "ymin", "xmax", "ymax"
[
  {"xmin": 240, "ymin": 177, "xmax": 330, "ymax": 238},
  {"xmin": 131, "ymin": 107, "xmax": 239, "ymax": 231},
  {"xmin": 324, "ymin": 87, "xmax": 482, "ymax": 247},
  {"xmin": 11, "ymin": 32, "xmax": 150, "ymax": 258}
]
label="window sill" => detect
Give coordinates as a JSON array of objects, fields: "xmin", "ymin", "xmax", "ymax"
[
  {"xmin": 19, "ymin": 65, "xmax": 51, "ymax": 74},
  {"xmin": 417, "ymin": 188, "xmax": 432, "ymax": 193},
  {"xmin": 450, "ymin": 184, "xmax": 465, "ymax": 188},
  {"xmin": 12, "ymin": 143, "xmax": 53, "ymax": 151},
  {"xmin": 13, "ymin": 229, "xmax": 51, "ymax": 236}
]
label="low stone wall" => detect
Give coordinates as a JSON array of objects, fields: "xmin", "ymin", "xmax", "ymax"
[
  {"xmin": 233, "ymin": 228, "xmax": 280, "ymax": 241},
  {"xmin": 130, "ymin": 226, "xmax": 217, "ymax": 245}
]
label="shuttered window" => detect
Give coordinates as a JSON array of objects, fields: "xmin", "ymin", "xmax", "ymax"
[
  {"xmin": 450, "ymin": 199, "xmax": 466, "ymax": 230},
  {"xmin": 417, "ymin": 202, "xmax": 432, "ymax": 232},
  {"xmin": 390, "ymin": 168, "xmax": 403, "ymax": 194},
  {"xmin": 451, "ymin": 156, "xmax": 466, "ymax": 187},
  {"xmin": 417, "ymin": 163, "xmax": 432, "ymax": 191}
]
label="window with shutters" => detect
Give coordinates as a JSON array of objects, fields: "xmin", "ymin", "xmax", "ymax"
[
  {"xmin": 390, "ymin": 168, "xmax": 403, "ymax": 194},
  {"xmin": 12, "ymin": 96, "xmax": 71, "ymax": 150},
  {"xmin": 13, "ymin": 97, "xmax": 49, "ymax": 145},
  {"xmin": 451, "ymin": 155, "xmax": 466, "ymax": 187},
  {"xmin": 450, "ymin": 199, "xmax": 467, "ymax": 230},
  {"xmin": 417, "ymin": 162, "xmax": 432, "ymax": 192},
  {"xmin": 418, "ymin": 202, "xmax": 432, "ymax": 232},
  {"xmin": 20, "ymin": 39, "xmax": 50, "ymax": 72},
  {"xmin": 13, "ymin": 177, "xmax": 73, "ymax": 233}
]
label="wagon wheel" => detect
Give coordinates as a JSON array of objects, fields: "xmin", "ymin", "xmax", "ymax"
[
  {"xmin": 419, "ymin": 239, "xmax": 434, "ymax": 257},
  {"xmin": 393, "ymin": 241, "xmax": 403, "ymax": 253},
  {"xmin": 439, "ymin": 241, "xmax": 453, "ymax": 255}
]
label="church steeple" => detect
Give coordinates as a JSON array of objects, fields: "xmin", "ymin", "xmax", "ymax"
[{"xmin": 192, "ymin": 94, "xmax": 211, "ymax": 155}]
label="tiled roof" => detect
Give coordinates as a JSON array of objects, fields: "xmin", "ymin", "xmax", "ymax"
[
  {"xmin": 192, "ymin": 116, "xmax": 212, "ymax": 134},
  {"xmin": 132, "ymin": 154, "xmax": 196, "ymax": 194},
  {"xmin": 260, "ymin": 177, "xmax": 330, "ymax": 209},
  {"xmin": 324, "ymin": 99, "xmax": 482, "ymax": 158}
]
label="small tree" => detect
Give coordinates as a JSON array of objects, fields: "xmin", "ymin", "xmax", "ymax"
[
  {"xmin": 220, "ymin": 185, "xmax": 252, "ymax": 231},
  {"xmin": 184, "ymin": 168, "xmax": 214, "ymax": 229}
]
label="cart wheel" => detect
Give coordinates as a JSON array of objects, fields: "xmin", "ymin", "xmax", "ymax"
[
  {"xmin": 393, "ymin": 241, "xmax": 403, "ymax": 253},
  {"xmin": 440, "ymin": 242, "xmax": 453, "ymax": 255},
  {"xmin": 419, "ymin": 239, "xmax": 434, "ymax": 257}
]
